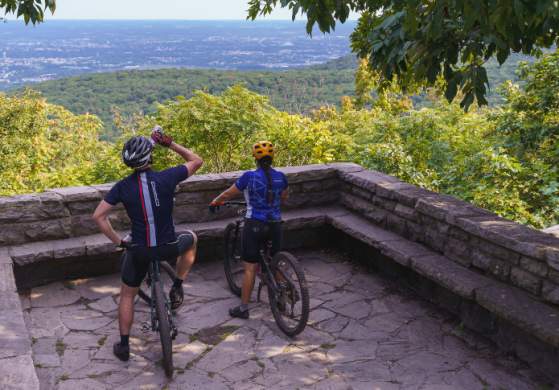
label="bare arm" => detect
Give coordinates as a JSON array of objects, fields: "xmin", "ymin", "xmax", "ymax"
[
  {"xmin": 92, "ymin": 201, "xmax": 122, "ymax": 245},
  {"xmin": 212, "ymin": 184, "xmax": 242, "ymax": 204},
  {"xmin": 170, "ymin": 142, "xmax": 203, "ymax": 176}
]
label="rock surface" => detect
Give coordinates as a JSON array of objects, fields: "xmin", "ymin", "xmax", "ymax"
[{"xmin": 21, "ymin": 250, "xmax": 550, "ymax": 389}]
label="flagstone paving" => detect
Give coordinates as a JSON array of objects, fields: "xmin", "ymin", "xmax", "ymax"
[{"xmin": 21, "ymin": 250, "xmax": 553, "ymax": 389}]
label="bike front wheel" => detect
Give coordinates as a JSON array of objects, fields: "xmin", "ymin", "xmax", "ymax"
[
  {"xmin": 268, "ymin": 251, "xmax": 310, "ymax": 337},
  {"xmin": 224, "ymin": 222, "xmax": 243, "ymax": 297},
  {"xmin": 154, "ymin": 280, "xmax": 173, "ymax": 377}
]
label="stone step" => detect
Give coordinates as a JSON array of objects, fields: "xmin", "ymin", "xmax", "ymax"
[
  {"xmin": 327, "ymin": 211, "xmax": 559, "ymax": 349},
  {"xmin": 6, "ymin": 207, "xmax": 340, "ymax": 267},
  {"xmin": 476, "ymin": 283, "xmax": 559, "ymax": 348}
]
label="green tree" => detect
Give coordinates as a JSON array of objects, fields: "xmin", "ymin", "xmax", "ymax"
[
  {"xmin": 354, "ymin": 59, "xmax": 375, "ymax": 109},
  {"xmin": 153, "ymin": 85, "xmax": 274, "ymax": 173},
  {"xmin": 248, "ymin": 0, "xmax": 559, "ymax": 109},
  {"xmin": 114, "ymin": 85, "xmax": 354, "ymax": 174},
  {"xmin": 0, "ymin": 91, "xmax": 107, "ymax": 195},
  {"xmin": 0, "ymin": 0, "xmax": 55, "ymax": 24}
]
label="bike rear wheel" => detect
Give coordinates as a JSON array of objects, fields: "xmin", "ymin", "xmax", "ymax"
[
  {"xmin": 154, "ymin": 280, "xmax": 173, "ymax": 377},
  {"xmin": 138, "ymin": 261, "xmax": 176, "ymax": 305},
  {"xmin": 268, "ymin": 251, "xmax": 309, "ymax": 337},
  {"xmin": 224, "ymin": 222, "xmax": 243, "ymax": 297}
]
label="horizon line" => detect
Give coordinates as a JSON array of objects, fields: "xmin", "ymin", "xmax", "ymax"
[{"xmin": 2, "ymin": 18, "xmax": 359, "ymax": 22}]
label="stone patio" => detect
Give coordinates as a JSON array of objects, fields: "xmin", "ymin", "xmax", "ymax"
[{"xmin": 21, "ymin": 250, "xmax": 551, "ymax": 390}]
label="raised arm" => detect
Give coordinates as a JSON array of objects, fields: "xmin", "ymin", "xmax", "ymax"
[
  {"xmin": 151, "ymin": 126, "xmax": 203, "ymax": 177},
  {"xmin": 92, "ymin": 200, "xmax": 122, "ymax": 246},
  {"xmin": 170, "ymin": 142, "xmax": 203, "ymax": 176}
]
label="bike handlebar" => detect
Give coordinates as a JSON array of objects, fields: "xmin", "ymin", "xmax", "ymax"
[{"xmin": 223, "ymin": 201, "xmax": 247, "ymax": 206}]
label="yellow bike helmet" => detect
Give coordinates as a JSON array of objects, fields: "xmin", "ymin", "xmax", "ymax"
[{"xmin": 252, "ymin": 141, "xmax": 274, "ymax": 160}]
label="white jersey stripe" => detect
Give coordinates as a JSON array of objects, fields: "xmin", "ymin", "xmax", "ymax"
[
  {"xmin": 243, "ymin": 188, "xmax": 252, "ymax": 219},
  {"xmin": 140, "ymin": 172, "xmax": 157, "ymax": 247}
]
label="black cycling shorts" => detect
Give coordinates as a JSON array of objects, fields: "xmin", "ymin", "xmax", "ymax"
[
  {"xmin": 120, "ymin": 232, "xmax": 195, "ymax": 288},
  {"xmin": 242, "ymin": 218, "xmax": 282, "ymax": 264}
]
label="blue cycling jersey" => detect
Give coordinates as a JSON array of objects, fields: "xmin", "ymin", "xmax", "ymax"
[
  {"xmin": 235, "ymin": 167, "xmax": 288, "ymax": 222},
  {"xmin": 104, "ymin": 165, "xmax": 188, "ymax": 247}
]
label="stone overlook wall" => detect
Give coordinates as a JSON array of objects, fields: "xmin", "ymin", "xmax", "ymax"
[
  {"xmin": 0, "ymin": 166, "xmax": 338, "ymax": 247},
  {"xmin": 1, "ymin": 163, "xmax": 559, "ymax": 386},
  {"xmin": 339, "ymin": 169, "xmax": 559, "ymax": 307}
]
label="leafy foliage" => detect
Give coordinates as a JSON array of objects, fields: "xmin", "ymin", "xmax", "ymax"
[
  {"xmin": 0, "ymin": 0, "xmax": 55, "ymax": 24},
  {"xmin": 112, "ymin": 85, "xmax": 352, "ymax": 175},
  {"xmin": 248, "ymin": 0, "xmax": 559, "ymax": 109},
  {"xmin": 0, "ymin": 91, "xmax": 107, "ymax": 195},
  {"xmin": 2, "ymin": 51, "xmax": 558, "ymax": 228}
]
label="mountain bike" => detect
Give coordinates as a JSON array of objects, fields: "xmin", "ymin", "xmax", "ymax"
[
  {"xmin": 120, "ymin": 248, "xmax": 178, "ymax": 377},
  {"xmin": 222, "ymin": 201, "xmax": 309, "ymax": 337}
]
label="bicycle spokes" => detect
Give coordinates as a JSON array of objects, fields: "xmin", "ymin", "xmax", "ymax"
[
  {"xmin": 270, "ymin": 254, "xmax": 308, "ymax": 333},
  {"xmin": 224, "ymin": 222, "xmax": 244, "ymax": 297}
]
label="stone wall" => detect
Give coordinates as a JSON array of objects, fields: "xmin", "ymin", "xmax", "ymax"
[
  {"xmin": 0, "ymin": 165, "xmax": 341, "ymax": 247},
  {"xmin": 339, "ymin": 169, "xmax": 559, "ymax": 307}
]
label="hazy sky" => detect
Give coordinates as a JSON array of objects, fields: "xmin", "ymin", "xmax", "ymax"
[{"xmin": 48, "ymin": 0, "xmax": 296, "ymax": 20}]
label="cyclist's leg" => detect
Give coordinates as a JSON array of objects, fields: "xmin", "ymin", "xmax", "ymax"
[
  {"xmin": 241, "ymin": 262, "xmax": 259, "ymax": 305},
  {"xmin": 175, "ymin": 231, "xmax": 197, "ymax": 280},
  {"xmin": 167, "ymin": 231, "xmax": 196, "ymax": 309},
  {"xmin": 242, "ymin": 219, "xmax": 263, "ymax": 304},
  {"xmin": 230, "ymin": 219, "xmax": 260, "ymax": 318},
  {"xmin": 119, "ymin": 283, "xmax": 139, "ymax": 337},
  {"xmin": 116, "ymin": 250, "xmax": 148, "ymax": 361}
]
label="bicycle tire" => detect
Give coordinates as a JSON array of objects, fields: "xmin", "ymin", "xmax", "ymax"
[
  {"xmin": 268, "ymin": 251, "xmax": 310, "ymax": 337},
  {"xmin": 224, "ymin": 222, "xmax": 243, "ymax": 297},
  {"xmin": 154, "ymin": 280, "xmax": 173, "ymax": 377},
  {"xmin": 138, "ymin": 262, "xmax": 177, "ymax": 305}
]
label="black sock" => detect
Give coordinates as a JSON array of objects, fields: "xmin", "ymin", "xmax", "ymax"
[
  {"xmin": 120, "ymin": 335, "xmax": 129, "ymax": 347},
  {"xmin": 173, "ymin": 278, "xmax": 183, "ymax": 289}
]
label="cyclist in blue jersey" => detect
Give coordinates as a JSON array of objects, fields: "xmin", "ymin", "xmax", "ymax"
[
  {"xmin": 92, "ymin": 126, "xmax": 203, "ymax": 361},
  {"xmin": 209, "ymin": 141, "xmax": 288, "ymax": 319}
]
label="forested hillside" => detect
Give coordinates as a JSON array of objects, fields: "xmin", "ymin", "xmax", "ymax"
[
  {"xmin": 21, "ymin": 57, "xmax": 356, "ymax": 139},
  {"xmin": 19, "ymin": 54, "xmax": 532, "ymax": 139}
]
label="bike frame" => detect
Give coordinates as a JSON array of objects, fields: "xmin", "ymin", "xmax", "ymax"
[
  {"xmin": 142, "ymin": 250, "xmax": 176, "ymax": 335},
  {"xmin": 259, "ymin": 243, "xmax": 280, "ymax": 291},
  {"xmin": 228, "ymin": 207, "xmax": 295, "ymax": 301},
  {"xmin": 148, "ymin": 256, "xmax": 161, "ymax": 331}
]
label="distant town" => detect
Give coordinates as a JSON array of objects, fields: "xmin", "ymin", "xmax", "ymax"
[{"xmin": 0, "ymin": 20, "xmax": 355, "ymax": 89}]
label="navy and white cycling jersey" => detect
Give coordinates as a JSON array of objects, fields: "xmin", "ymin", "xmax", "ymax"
[
  {"xmin": 105, "ymin": 165, "xmax": 188, "ymax": 247},
  {"xmin": 235, "ymin": 167, "xmax": 288, "ymax": 222}
]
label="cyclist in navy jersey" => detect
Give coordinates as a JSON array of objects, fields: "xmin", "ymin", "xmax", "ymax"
[
  {"xmin": 210, "ymin": 141, "xmax": 288, "ymax": 319},
  {"xmin": 92, "ymin": 127, "xmax": 203, "ymax": 361}
]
